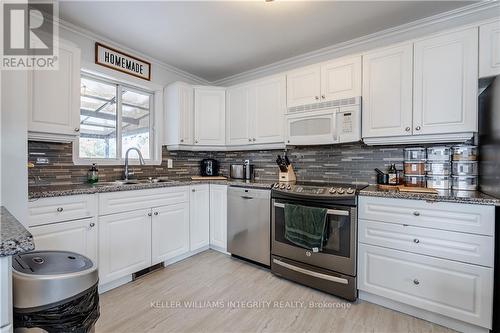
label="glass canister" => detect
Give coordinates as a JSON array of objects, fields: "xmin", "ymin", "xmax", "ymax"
[
  {"xmin": 452, "ymin": 161, "xmax": 478, "ymax": 176},
  {"xmin": 404, "ymin": 147, "xmax": 426, "ymax": 161},
  {"xmin": 404, "ymin": 175, "xmax": 426, "ymax": 187},
  {"xmin": 426, "ymin": 175, "xmax": 451, "ymax": 189},
  {"xmin": 426, "ymin": 162, "xmax": 451, "ymax": 176},
  {"xmin": 452, "ymin": 145, "xmax": 478, "ymax": 161},
  {"xmin": 451, "ymin": 175, "xmax": 478, "ymax": 190},
  {"xmin": 426, "ymin": 146, "xmax": 451, "ymax": 161},
  {"xmin": 404, "ymin": 161, "xmax": 426, "ymax": 175}
]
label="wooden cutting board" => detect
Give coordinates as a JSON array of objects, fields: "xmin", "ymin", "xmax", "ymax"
[
  {"xmin": 377, "ymin": 184, "xmax": 438, "ymax": 194},
  {"xmin": 191, "ymin": 176, "xmax": 227, "ymax": 180}
]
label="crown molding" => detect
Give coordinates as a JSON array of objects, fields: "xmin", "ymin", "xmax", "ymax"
[
  {"xmin": 212, "ymin": 1, "xmax": 500, "ymax": 86},
  {"xmin": 56, "ymin": 17, "xmax": 211, "ymax": 85}
]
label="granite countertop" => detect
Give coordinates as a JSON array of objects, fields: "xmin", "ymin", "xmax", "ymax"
[
  {"xmin": 360, "ymin": 185, "xmax": 500, "ymax": 206},
  {"xmin": 28, "ymin": 178, "xmax": 275, "ymax": 199},
  {"xmin": 1, "ymin": 207, "xmax": 34, "ymax": 256}
]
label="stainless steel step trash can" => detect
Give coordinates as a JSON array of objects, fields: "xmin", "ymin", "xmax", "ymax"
[{"xmin": 12, "ymin": 251, "xmax": 99, "ymax": 333}]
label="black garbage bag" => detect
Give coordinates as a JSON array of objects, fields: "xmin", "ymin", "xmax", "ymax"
[{"xmin": 14, "ymin": 283, "xmax": 100, "ymax": 333}]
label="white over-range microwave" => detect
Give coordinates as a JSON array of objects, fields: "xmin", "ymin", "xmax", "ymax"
[{"xmin": 285, "ymin": 97, "xmax": 361, "ymax": 146}]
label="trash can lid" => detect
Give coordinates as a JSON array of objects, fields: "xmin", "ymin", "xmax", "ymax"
[{"xmin": 12, "ymin": 251, "xmax": 94, "ymax": 275}]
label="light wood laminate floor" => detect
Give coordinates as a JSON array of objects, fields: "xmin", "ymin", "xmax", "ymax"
[{"xmin": 96, "ymin": 250, "xmax": 456, "ymax": 333}]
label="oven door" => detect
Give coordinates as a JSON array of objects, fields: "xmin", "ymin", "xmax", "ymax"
[{"xmin": 271, "ymin": 198, "xmax": 356, "ymax": 276}]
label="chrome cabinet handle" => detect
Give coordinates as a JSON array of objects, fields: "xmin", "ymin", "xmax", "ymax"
[
  {"xmin": 321, "ymin": 95, "xmax": 325, "ymax": 99},
  {"xmin": 252, "ymin": 138, "xmax": 256, "ymax": 142},
  {"xmin": 195, "ymin": 140, "xmax": 199, "ymax": 144},
  {"xmin": 314, "ymin": 96, "xmax": 319, "ymax": 100},
  {"xmin": 405, "ymin": 127, "xmax": 411, "ymax": 132},
  {"xmin": 192, "ymin": 189, "xmax": 196, "ymax": 192},
  {"xmin": 56, "ymin": 207, "xmax": 63, "ymax": 212},
  {"xmin": 148, "ymin": 212, "xmax": 152, "ymax": 217},
  {"xmin": 180, "ymin": 139, "xmax": 184, "ymax": 143},
  {"xmin": 413, "ymin": 211, "xmax": 420, "ymax": 216},
  {"xmin": 248, "ymin": 138, "xmax": 252, "ymax": 142},
  {"xmin": 413, "ymin": 238, "xmax": 420, "ymax": 244},
  {"xmin": 154, "ymin": 212, "xmax": 159, "ymax": 216},
  {"xmin": 89, "ymin": 222, "xmax": 95, "ymax": 228},
  {"xmin": 415, "ymin": 126, "xmax": 421, "ymax": 131},
  {"xmin": 413, "ymin": 279, "xmax": 420, "ymax": 285},
  {"xmin": 74, "ymin": 128, "xmax": 80, "ymax": 132}
]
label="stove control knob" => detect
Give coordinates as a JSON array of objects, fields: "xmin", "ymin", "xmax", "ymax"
[
  {"xmin": 286, "ymin": 184, "xmax": 292, "ymax": 190},
  {"xmin": 329, "ymin": 187, "xmax": 336, "ymax": 194},
  {"xmin": 273, "ymin": 183, "xmax": 279, "ymax": 188},
  {"xmin": 296, "ymin": 187, "xmax": 303, "ymax": 193},
  {"xmin": 337, "ymin": 188, "xmax": 345, "ymax": 194},
  {"xmin": 346, "ymin": 188, "xmax": 355, "ymax": 194},
  {"xmin": 317, "ymin": 189, "xmax": 324, "ymax": 194},
  {"xmin": 280, "ymin": 183, "xmax": 286, "ymax": 189}
]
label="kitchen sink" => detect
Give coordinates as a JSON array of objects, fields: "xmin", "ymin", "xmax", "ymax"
[{"xmin": 94, "ymin": 178, "xmax": 176, "ymax": 187}]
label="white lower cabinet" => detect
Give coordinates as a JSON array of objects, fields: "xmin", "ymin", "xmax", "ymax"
[
  {"xmin": 209, "ymin": 185, "xmax": 227, "ymax": 252},
  {"xmin": 151, "ymin": 202, "xmax": 190, "ymax": 264},
  {"xmin": 98, "ymin": 209, "xmax": 152, "ymax": 285},
  {"xmin": 29, "ymin": 217, "xmax": 98, "ymax": 264},
  {"xmin": 358, "ymin": 244, "xmax": 493, "ymax": 329},
  {"xmin": 189, "ymin": 185, "xmax": 210, "ymax": 251},
  {"xmin": 0, "ymin": 257, "xmax": 12, "ymax": 333}
]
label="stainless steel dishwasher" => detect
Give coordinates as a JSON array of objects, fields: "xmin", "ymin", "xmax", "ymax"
[{"xmin": 227, "ymin": 186, "xmax": 271, "ymax": 266}]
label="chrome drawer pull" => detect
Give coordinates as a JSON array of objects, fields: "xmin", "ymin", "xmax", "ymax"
[
  {"xmin": 89, "ymin": 222, "xmax": 95, "ymax": 228},
  {"xmin": 413, "ymin": 238, "xmax": 420, "ymax": 244},
  {"xmin": 272, "ymin": 259, "xmax": 348, "ymax": 285},
  {"xmin": 413, "ymin": 279, "xmax": 420, "ymax": 285},
  {"xmin": 413, "ymin": 211, "xmax": 420, "ymax": 216},
  {"xmin": 56, "ymin": 207, "xmax": 63, "ymax": 212},
  {"xmin": 273, "ymin": 202, "xmax": 349, "ymax": 216}
]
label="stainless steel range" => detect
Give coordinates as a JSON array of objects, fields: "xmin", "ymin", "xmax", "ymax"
[{"xmin": 271, "ymin": 182, "xmax": 366, "ymax": 301}]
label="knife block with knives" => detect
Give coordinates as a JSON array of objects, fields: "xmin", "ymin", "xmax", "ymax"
[{"xmin": 276, "ymin": 154, "xmax": 296, "ymax": 182}]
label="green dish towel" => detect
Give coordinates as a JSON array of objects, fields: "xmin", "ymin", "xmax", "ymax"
[{"xmin": 284, "ymin": 204, "xmax": 328, "ymax": 251}]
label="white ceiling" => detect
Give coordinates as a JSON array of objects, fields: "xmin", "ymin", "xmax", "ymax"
[{"xmin": 60, "ymin": 1, "xmax": 475, "ymax": 82}]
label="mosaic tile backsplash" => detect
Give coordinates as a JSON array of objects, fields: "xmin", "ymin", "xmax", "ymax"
[{"xmin": 28, "ymin": 141, "xmax": 408, "ymax": 186}]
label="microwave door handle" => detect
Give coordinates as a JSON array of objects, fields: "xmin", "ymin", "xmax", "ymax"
[
  {"xmin": 272, "ymin": 259, "xmax": 349, "ymax": 285},
  {"xmin": 273, "ymin": 203, "xmax": 349, "ymax": 216}
]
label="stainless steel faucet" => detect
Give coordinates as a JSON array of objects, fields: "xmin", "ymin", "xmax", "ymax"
[{"xmin": 124, "ymin": 147, "xmax": 145, "ymax": 181}]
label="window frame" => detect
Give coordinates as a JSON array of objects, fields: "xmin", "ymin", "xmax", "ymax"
[{"xmin": 73, "ymin": 71, "xmax": 162, "ymax": 166}]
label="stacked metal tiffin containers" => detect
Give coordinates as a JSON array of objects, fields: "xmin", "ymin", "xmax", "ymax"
[
  {"xmin": 451, "ymin": 145, "xmax": 479, "ymax": 190},
  {"xmin": 403, "ymin": 147, "xmax": 427, "ymax": 187},
  {"xmin": 426, "ymin": 146, "xmax": 453, "ymax": 189}
]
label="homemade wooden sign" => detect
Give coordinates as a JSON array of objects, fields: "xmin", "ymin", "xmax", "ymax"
[{"xmin": 95, "ymin": 42, "xmax": 151, "ymax": 80}]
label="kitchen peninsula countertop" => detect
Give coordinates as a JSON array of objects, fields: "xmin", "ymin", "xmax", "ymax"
[
  {"xmin": 1, "ymin": 207, "xmax": 34, "ymax": 256},
  {"xmin": 28, "ymin": 179, "xmax": 275, "ymax": 199},
  {"xmin": 360, "ymin": 185, "xmax": 500, "ymax": 206}
]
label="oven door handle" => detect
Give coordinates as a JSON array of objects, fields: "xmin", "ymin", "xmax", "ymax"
[
  {"xmin": 272, "ymin": 259, "xmax": 349, "ymax": 285},
  {"xmin": 273, "ymin": 202, "xmax": 349, "ymax": 216}
]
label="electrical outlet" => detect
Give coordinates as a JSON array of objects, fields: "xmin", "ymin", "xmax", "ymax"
[{"xmin": 167, "ymin": 159, "xmax": 173, "ymax": 169}]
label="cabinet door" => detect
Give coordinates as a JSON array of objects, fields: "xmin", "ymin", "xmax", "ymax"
[
  {"xmin": 209, "ymin": 185, "xmax": 227, "ymax": 252},
  {"xmin": 189, "ymin": 185, "xmax": 210, "ymax": 251},
  {"xmin": 226, "ymin": 84, "xmax": 254, "ymax": 145},
  {"xmin": 28, "ymin": 40, "xmax": 81, "ymax": 137},
  {"xmin": 320, "ymin": 56, "xmax": 361, "ymax": 101},
  {"xmin": 253, "ymin": 75, "xmax": 286, "ymax": 144},
  {"xmin": 362, "ymin": 43, "xmax": 413, "ymax": 138},
  {"xmin": 98, "ymin": 210, "xmax": 152, "ymax": 284},
  {"xmin": 286, "ymin": 66, "xmax": 321, "ymax": 108},
  {"xmin": 479, "ymin": 19, "xmax": 500, "ymax": 78},
  {"xmin": 413, "ymin": 28, "xmax": 478, "ymax": 135},
  {"xmin": 178, "ymin": 83, "xmax": 194, "ymax": 145},
  {"xmin": 151, "ymin": 202, "xmax": 190, "ymax": 264},
  {"xmin": 164, "ymin": 82, "xmax": 193, "ymax": 145},
  {"xmin": 194, "ymin": 87, "xmax": 226, "ymax": 145},
  {"xmin": 29, "ymin": 218, "xmax": 98, "ymax": 264}
]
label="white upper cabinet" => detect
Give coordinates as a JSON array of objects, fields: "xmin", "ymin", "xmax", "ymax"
[
  {"xmin": 253, "ymin": 75, "xmax": 286, "ymax": 144},
  {"xmin": 320, "ymin": 56, "xmax": 361, "ymax": 101},
  {"xmin": 362, "ymin": 43, "xmax": 413, "ymax": 139},
  {"xmin": 165, "ymin": 82, "xmax": 194, "ymax": 146},
  {"xmin": 226, "ymin": 84, "xmax": 255, "ymax": 145},
  {"xmin": 28, "ymin": 40, "xmax": 81, "ymax": 142},
  {"xmin": 413, "ymin": 28, "xmax": 478, "ymax": 136},
  {"xmin": 479, "ymin": 19, "xmax": 500, "ymax": 78},
  {"xmin": 194, "ymin": 86, "xmax": 226, "ymax": 145},
  {"xmin": 286, "ymin": 66, "xmax": 321, "ymax": 107}
]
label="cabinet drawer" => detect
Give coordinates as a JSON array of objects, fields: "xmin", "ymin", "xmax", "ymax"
[
  {"xmin": 358, "ymin": 196, "xmax": 494, "ymax": 236},
  {"xmin": 359, "ymin": 219, "xmax": 494, "ymax": 267},
  {"xmin": 98, "ymin": 187, "xmax": 189, "ymax": 216},
  {"xmin": 358, "ymin": 244, "xmax": 493, "ymax": 329},
  {"xmin": 28, "ymin": 195, "xmax": 97, "ymax": 227}
]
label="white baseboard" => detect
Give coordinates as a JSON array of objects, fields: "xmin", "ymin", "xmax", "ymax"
[
  {"xmin": 209, "ymin": 245, "xmax": 230, "ymax": 255},
  {"xmin": 359, "ymin": 291, "xmax": 490, "ymax": 333},
  {"xmin": 98, "ymin": 275, "xmax": 132, "ymax": 294},
  {"xmin": 164, "ymin": 245, "xmax": 210, "ymax": 266}
]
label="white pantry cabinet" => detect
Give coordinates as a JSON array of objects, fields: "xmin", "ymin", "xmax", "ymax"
[
  {"xmin": 479, "ymin": 19, "xmax": 500, "ymax": 78},
  {"xmin": 209, "ymin": 185, "xmax": 227, "ymax": 252},
  {"xmin": 28, "ymin": 39, "xmax": 81, "ymax": 142},
  {"xmin": 362, "ymin": 43, "xmax": 413, "ymax": 139},
  {"xmin": 98, "ymin": 209, "xmax": 152, "ymax": 285},
  {"xmin": 164, "ymin": 82, "xmax": 194, "ymax": 146},
  {"xmin": 286, "ymin": 55, "xmax": 361, "ymax": 108},
  {"xmin": 194, "ymin": 86, "xmax": 226, "ymax": 146},
  {"xmin": 413, "ymin": 28, "xmax": 478, "ymax": 136},
  {"xmin": 29, "ymin": 217, "xmax": 98, "ymax": 264},
  {"xmin": 151, "ymin": 202, "xmax": 190, "ymax": 264},
  {"xmin": 226, "ymin": 75, "xmax": 286, "ymax": 146},
  {"xmin": 189, "ymin": 185, "xmax": 210, "ymax": 251}
]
